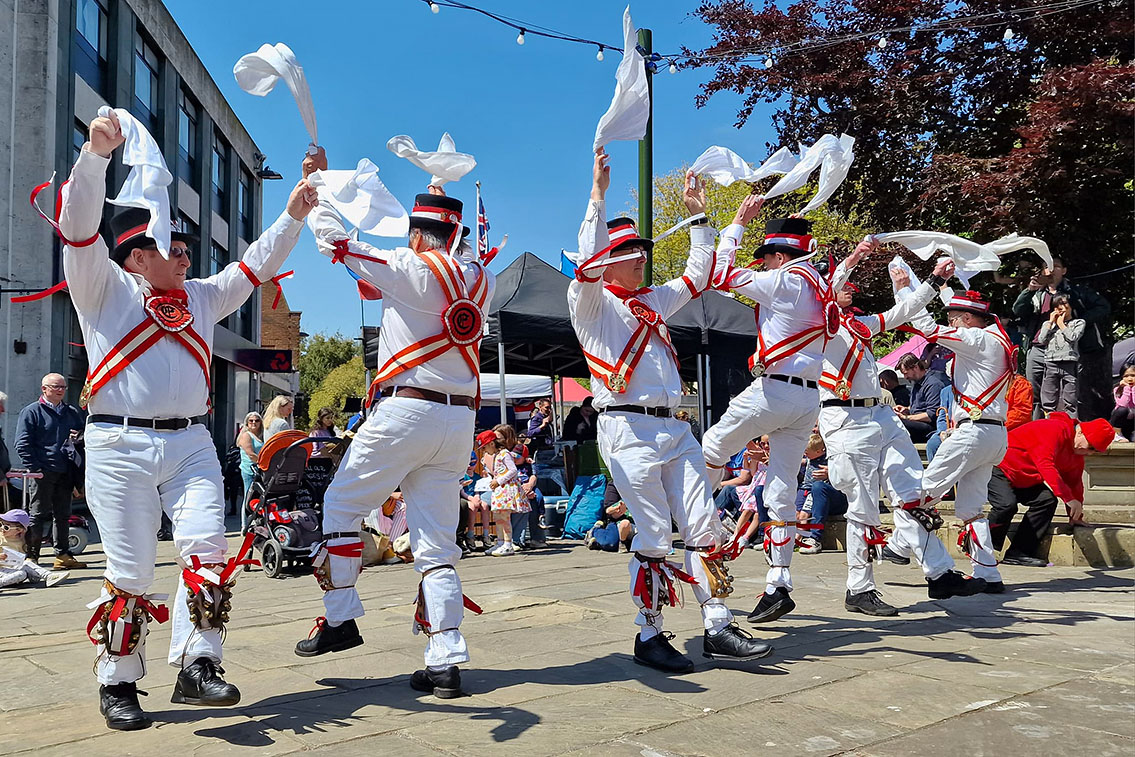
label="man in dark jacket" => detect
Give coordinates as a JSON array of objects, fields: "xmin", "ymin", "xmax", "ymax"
[
  {"xmin": 894, "ymin": 355, "xmax": 950, "ymax": 443},
  {"xmin": 1013, "ymin": 256, "xmax": 1112, "ymax": 420},
  {"xmin": 14, "ymin": 374, "xmax": 85, "ymax": 567},
  {"xmin": 0, "ymin": 391, "xmax": 11, "ymax": 511}
]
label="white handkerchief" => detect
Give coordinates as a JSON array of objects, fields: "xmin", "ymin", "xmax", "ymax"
[
  {"xmin": 234, "ymin": 42, "xmax": 318, "ymax": 146},
  {"xmin": 386, "ymin": 133, "xmax": 476, "ymax": 187},
  {"xmin": 593, "ymin": 6, "xmax": 650, "ymax": 151},
  {"xmin": 99, "ymin": 106, "xmax": 173, "ymax": 258},
  {"xmin": 762, "ymin": 133, "xmax": 855, "ymax": 212},
  {"xmin": 307, "ymin": 159, "xmax": 409, "ymax": 238},
  {"xmin": 985, "ymin": 233, "xmax": 1053, "ymax": 269},
  {"xmin": 689, "ymin": 145, "xmax": 798, "ymax": 186}
]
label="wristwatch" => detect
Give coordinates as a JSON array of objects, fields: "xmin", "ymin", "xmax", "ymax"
[{"xmin": 925, "ymin": 273, "xmax": 947, "ymax": 288}]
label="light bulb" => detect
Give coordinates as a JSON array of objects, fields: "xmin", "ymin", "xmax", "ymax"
[
  {"xmin": 1003, "ymin": 27, "xmax": 1014, "ymax": 40},
  {"xmin": 516, "ymin": 29, "xmax": 526, "ymax": 45},
  {"xmin": 764, "ymin": 57, "xmax": 774, "ymax": 69},
  {"xmin": 596, "ymin": 46, "xmax": 604, "ymax": 61},
  {"xmin": 669, "ymin": 61, "xmax": 678, "ymax": 74},
  {"xmin": 878, "ymin": 37, "xmax": 888, "ymax": 49},
  {"xmin": 429, "ymin": 1, "xmax": 439, "ymax": 13}
]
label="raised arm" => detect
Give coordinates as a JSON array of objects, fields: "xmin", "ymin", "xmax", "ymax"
[
  {"xmin": 567, "ymin": 149, "xmax": 612, "ymax": 323},
  {"xmin": 859, "ymin": 260, "xmax": 953, "ymax": 337},
  {"xmin": 717, "ymin": 194, "xmax": 781, "ymax": 305},
  {"xmin": 643, "ymin": 171, "xmax": 716, "ymax": 319}
]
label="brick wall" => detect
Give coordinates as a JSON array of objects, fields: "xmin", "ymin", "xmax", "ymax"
[{"xmin": 261, "ymin": 291, "xmax": 302, "ymax": 354}]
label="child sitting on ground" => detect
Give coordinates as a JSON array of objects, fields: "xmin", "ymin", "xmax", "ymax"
[
  {"xmin": 730, "ymin": 437, "xmax": 770, "ymax": 550},
  {"xmin": 1, "ymin": 510, "xmax": 68, "ymax": 588},
  {"xmin": 796, "ymin": 433, "xmax": 849, "ymax": 555}
]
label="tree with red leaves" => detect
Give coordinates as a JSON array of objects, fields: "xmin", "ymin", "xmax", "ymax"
[{"xmin": 688, "ymin": 0, "xmax": 1133, "ymax": 330}]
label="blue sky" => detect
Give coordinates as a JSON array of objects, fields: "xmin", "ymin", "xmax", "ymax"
[{"xmin": 164, "ymin": 0, "xmax": 776, "ymax": 337}]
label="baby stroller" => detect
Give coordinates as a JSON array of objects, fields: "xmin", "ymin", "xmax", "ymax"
[{"xmin": 242, "ymin": 430, "xmax": 342, "ymax": 578}]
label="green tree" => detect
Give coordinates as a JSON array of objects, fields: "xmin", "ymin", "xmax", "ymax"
[
  {"xmin": 296, "ymin": 332, "xmax": 359, "ymax": 426},
  {"xmin": 308, "ymin": 355, "xmax": 366, "ymax": 430}
]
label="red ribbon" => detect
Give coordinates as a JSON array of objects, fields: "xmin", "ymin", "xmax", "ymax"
[
  {"xmin": 462, "ymin": 595, "xmax": 483, "ymax": 615},
  {"xmin": 308, "ymin": 616, "xmax": 328, "ymax": 639},
  {"xmin": 269, "ymin": 270, "xmax": 293, "ymax": 310},
  {"xmin": 11, "ymin": 280, "xmax": 68, "ymax": 303},
  {"xmin": 85, "ymin": 594, "xmax": 169, "ymax": 646},
  {"xmin": 29, "ymin": 177, "xmax": 101, "ymax": 248}
]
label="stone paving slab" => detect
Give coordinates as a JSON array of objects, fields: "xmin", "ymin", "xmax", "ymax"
[{"xmin": 0, "ymin": 536, "xmax": 1132, "ymax": 756}]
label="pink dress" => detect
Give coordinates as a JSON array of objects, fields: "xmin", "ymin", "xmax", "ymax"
[
  {"xmin": 738, "ymin": 463, "xmax": 767, "ymax": 512},
  {"xmin": 490, "ymin": 451, "xmax": 529, "ymax": 513}
]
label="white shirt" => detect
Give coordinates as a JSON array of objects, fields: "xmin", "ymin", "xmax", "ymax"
[
  {"xmin": 307, "ymin": 203, "xmax": 495, "ymax": 397},
  {"xmin": 60, "ymin": 149, "xmax": 303, "ymax": 418},
  {"xmin": 567, "ymin": 199, "xmax": 714, "ymax": 410},
  {"xmin": 716, "ymin": 223, "xmax": 825, "ymax": 380},
  {"xmin": 819, "ymin": 281, "xmax": 939, "ymax": 402},
  {"xmin": 908, "ymin": 310, "xmax": 1014, "ymax": 423}
]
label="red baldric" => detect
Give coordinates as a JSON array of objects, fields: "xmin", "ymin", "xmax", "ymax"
[
  {"xmin": 747, "ymin": 265, "xmax": 835, "ymax": 378},
  {"xmin": 819, "ymin": 313, "xmax": 874, "ymax": 399},
  {"xmin": 582, "ymin": 288, "xmax": 678, "ymax": 394},
  {"xmin": 366, "ymin": 249, "xmax": 489, "ymax": 405}
]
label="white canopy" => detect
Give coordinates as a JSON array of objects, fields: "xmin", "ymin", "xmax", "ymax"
[{"xmin": 478, "ymin": 374, "xmax": 553, "ymax": 405}]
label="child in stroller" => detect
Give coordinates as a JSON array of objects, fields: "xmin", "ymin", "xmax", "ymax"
[{"xmin": 243, "ymin": 430, "xmax": 341, "ymax": 578}]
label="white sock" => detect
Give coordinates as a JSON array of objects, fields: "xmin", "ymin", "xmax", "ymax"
[
  {"xmin": 326, "ymin": 619, "xmax": 343, "ymax": 628},
  {"xmin": 639, "ymin": 625, "xmax": 660, "ymax": 641}
]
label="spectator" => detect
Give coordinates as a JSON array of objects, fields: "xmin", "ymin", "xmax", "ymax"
[
  {"xmin": 879, "ymin": 369, "xmax": 909, "ymax": 407},
  {"xmin": 0, "ymin": 391, "xmax": 11, "ymax": 511},
  {"xmin": 262, "ymin": 395, "xmax": 294, "ymax": 439},
  {"xmin": 730, "ymin": 438, "xmax": 769, "ymax": 549},
  {"xmin": 309, "ymin": 406, "xmax": 340, "ymax": 453},
  {"xmin": 236, "ymin": 412, "xmax": 264, "ymax": 528},
  {"xmin": 14, "ymin": 374, "xmax": 85, "ymax": 568},
  {"xmin": 561, "ymin": 396, "xmax": 598, "ymax": 442},
  {"xmin": 1006, "ymin": 371, "xmax": 1035, "ymax": 431},
  {"xmin": 481, "ymin": 427, "xmax": 527, "ymax": 556},
  {"xmin": 894, "ymin": 355, "xmax": 951, "ymax": 443},
  {"xmin": 587, "ymin": 479, "xmax": 636, "ymax": 552},
  {"xmin": 988, "ymin": 414, "xmax": 1116, "ymax": 566},
  {"xmin": 713, "ymin": 447, "xmax": 753, "ymax": 521},
  {"xmin": 1013, "ymin": 255, "xmax": 1111, "ymax": 420},
  {"xmin": 510, "ymin": 434, "xmax": 546, "ymax": 549},
  {"xmin": 673, "ymin": 409, "xmax": 702, "ymax": 441},
  {"xmin": 1, "ymin": 509, "xmax": 68, "ymax": 588},
  {"xmin": 1036, "ymin": 294, "xmax": 1085, "ymax": 417},
  {"xmin": 1111, "ymin": 363, "xmax": 1135, "ymax": 441},
  {"xmin": 525, "ymin": 397, "xmax": 556, "ymax": 454},
  {"xmin": 920, "ymin": 342, "xmax": 955, "ymax": 374},
  {"xmin": 926, "ymin": 385, "xmax": 954, "ymax": 462},
  {"xmin": 797, "ymin": 434, "xmax": 848, "ymax": 555}
]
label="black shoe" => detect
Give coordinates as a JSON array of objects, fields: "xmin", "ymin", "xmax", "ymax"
[
  {"xmin": 747, "ymin": 587, "xmax": 796, "ymax": 624},
  {"xmin": 99, "ymin": 682, "xmax": 152, "ymax": 731},
  {"xmin": 171, "ymin": 657, "xmax": 241, "ymax": 706},
  {"xmin": 633, "ymin": 632, "xmax": 695, "ymax": 674},
  {"xmin": 702, "ymin": 624, "xmax": 774, "ymax": 661},
  {"xmin": 410, "ymin": 666, "xmax": 463, "ymax": 698},
  {"xmin": 845, "ymin": 589, "xmax": 899, "ymax": 617},
  {"xmin": 982, "ymin": 580, "xmax": 1007, "ymax": 594},
  {"xmin": 1001, "ymin": 552, "xmax": 1047, "ymax": 568},
  {"xmin": 880, "ymin": 545, "xmax": 910, "ymax": 566},
  {"xmin": 294, "ymin": 617, "xmax": 364, "ymax": 657},
  {"xmin": 528, "ymin": 540, "xmax": 547, "ymax": 549},
  {"xmin": 927, "ymin": 570, "xmax": 988, "ymax": 599},
  {"xmin": 156, "ymin": 529, "xmax": 173, "ymax": 542}
]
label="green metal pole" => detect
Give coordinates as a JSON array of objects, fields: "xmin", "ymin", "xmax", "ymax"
[{"xmin": 637, "ymin": 27, "xmax": 654, "ymax": 286}]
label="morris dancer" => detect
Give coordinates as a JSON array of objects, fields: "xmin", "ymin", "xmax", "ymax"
[
  {"xmin": 295, "ymin": 149, "xmax": 493, "ymax": 699},
  {"xmin": 58, "ymin": 112, "xmax": 315, "ymax": 730},
  {"xmin": 701, "ymin": 196, "xmax": 834, "ymax": 625},
  {"xmin": 568, "ymin": 150, "xmax": 770, "ymax": 674},
  {"xmin": 888, "ymin": 282, "xmax": 1016, "ymax": 592},
  {"xmin": 818, "ymin": 259, "xmax": 988, "ymax": 617}
]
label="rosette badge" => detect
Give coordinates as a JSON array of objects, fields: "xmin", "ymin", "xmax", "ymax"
[
  {"xmin": 443, "ymin": 299, "xmax": 483, "ymax": 346},
  {"xmin": 145, "ymin": 295, "xmax": 195, "ymax": 333}
]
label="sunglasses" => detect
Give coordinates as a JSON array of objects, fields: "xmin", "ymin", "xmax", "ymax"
[
  {"xmin": 141, "ymin": 246, "xmax": 192, "ymax": 260},
  {"xmin": 0, "ymin": 523, "xmax": 24, "ymax": 531}
]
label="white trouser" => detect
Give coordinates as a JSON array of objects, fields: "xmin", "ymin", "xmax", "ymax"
[
  {"xmin": 916, "ymin": 421, "xmax": 1007, "ymax": 582},
  {"xmin": 597, "ymin": 412, "xmax": 733, "ymax": 638},
  {"xmin": 701, "ymin": 378, "xmax": 818, "ymax": 593},
  {"xmin": 320, "ymin": 397, "xmax": 473, "ymax": 667},
  {"xmin": 820, "ymin": 405, "xmax": 955, "ymax": 592},
  {"xmin": 84, "ymin": 422, "xmax": 228, "ymax": 685}
]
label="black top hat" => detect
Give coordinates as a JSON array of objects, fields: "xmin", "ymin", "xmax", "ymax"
[
  {"xmin": 409, "ymin": 193, "xmax": 471, "ymax": 241},
  {"xmin": 756, "ymin": 217, "xmax": 816, "ymax": 258},
  {"xmin": 943, "ymin": 290, "xmax": 994, "ymax": 317},
  {"xmin": 107, "ymin": 208, "xmax": 198, "ymax": 267},
  {"xmin": 604, "ymin": 217, "xmax": 653, "ymax": 254}
]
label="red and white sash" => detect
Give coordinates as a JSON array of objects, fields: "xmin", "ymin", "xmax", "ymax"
[
  {"xmin": 582, "ymin": 287, "xmax": 678, "ymax": 394},
  {"xmin": 748, "ymin": 265, "xmax": 836, "ymax": 378},
  {"xmin": 366, "ymin": 249, "xmax": 489, "ymax": 405},
  {"xmin": 80, "ymin": 291, "xmax": 211, "ymax": 407},
  {"xmin": 951, "ymin": 321, "xmax": 1018, "ymax": 421},
  {"xmin": 819, "ymin": 312, "xmax": 874, "ymax": 399}
]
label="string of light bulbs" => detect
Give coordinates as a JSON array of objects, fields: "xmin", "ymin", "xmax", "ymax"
[{"xmin": 416, "ymin": 0, "xmax": 1109, "ymax": 71}]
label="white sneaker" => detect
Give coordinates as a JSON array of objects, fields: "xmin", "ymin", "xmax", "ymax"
[
  {"xmin": 798, "ymin": 537, "xmax": 823, "ymax": 555},
  {"xmin": 45, "ymin": 571, "xmax": 70, "ymax": 587},
  {"xmin": 490, "ymin": 543, "xmax": 515, "ymax": 557}
]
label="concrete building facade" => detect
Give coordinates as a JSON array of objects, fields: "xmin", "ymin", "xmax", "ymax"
[{"xmin": 0, "ymin": 0, "xmax": 280, "ymax": 452}]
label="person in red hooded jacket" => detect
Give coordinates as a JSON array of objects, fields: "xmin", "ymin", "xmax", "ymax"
[{"xmin": 987, "ymin": 413, "xmax": 1116, "ymax": 566}]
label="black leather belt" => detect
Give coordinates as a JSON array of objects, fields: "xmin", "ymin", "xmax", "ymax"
[
  {"xmin": 88, "ymin": 414, "xmax": 205, "ymax": 430},
  {"xmin": 821, "ymin": 397, "xmax": 880, "ymax": 408},
  {"xmin": 957, "ymin": 418, "xmax": 1005, "ymax": 427},
  {"xmin": 602, "ymin": 405, "xmax": 673, "ymax": 418},
  {"xmin": 766, "ymin": 374, "xmax": 819, "ymax": 390}
]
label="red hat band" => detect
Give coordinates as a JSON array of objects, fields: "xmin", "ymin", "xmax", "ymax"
[
  {"xmin": 946, "ymin": 291, "xmax": 991, "ymax": 312},
  {"xmin": 115, "ymin": 223, "xmax": 150, "ymax": 247},
  {"xmin": 411, "ymin": 205, "xmax": 462, "ymax": 225},
  {"xmin": 607, "ymin": 224, "xmax": 641, "ymax": 247},
  {"xmin": 763, "ymin": 232, "xmax": 815, "ymax": 252}
]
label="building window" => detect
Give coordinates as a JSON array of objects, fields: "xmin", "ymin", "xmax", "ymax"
[
  {"xmin": 212, "ymin": 134, "xmax": 228, "ymax": 216},
  {"xmin": 238, "ymin": 169, "xmax": 253, "ymax": 239},
  {"xmin": 210, "ymin": 241, "xmax": 227, "ymax": 276},
  {"xmin": 177, "ymin": 90, "xmax": 199, "ymax": 184},
  {"xmin": 73, "ymin": 121, "xmax": 87, "ymax": 163},
  {"xmin": 74, "ymin": 0, "xmax": 108, "ymax": 93},
  {"xmin": 178, "ymin": 214, "xmax": 200, "ymax": 276},
  {"xmin": 133, "ymin": 33, "xmax": 160, "ymax": 133},
  {"xmin": 237, "ymin": 299, "xmax": 255, "ymax": 341}
]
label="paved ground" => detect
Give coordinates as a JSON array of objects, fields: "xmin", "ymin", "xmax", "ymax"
[{"xmin": 2, "ymin": 530, "xmax": 1133, "ymax": 756}]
